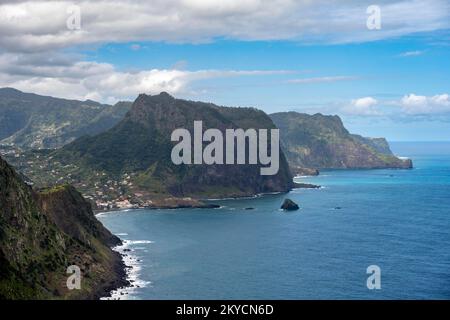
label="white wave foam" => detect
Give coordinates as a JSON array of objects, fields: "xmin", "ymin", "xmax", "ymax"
[
  {"xmin": 95, "ymin": 212, "xmax": 107, "ymax": 217},
  {"xmin": 101, "ymin": 239, "xmax": 153, "ymax": 300},
  {"xmin": 127, "ymin": 240, "xmax": 154, "ymax": 244}
]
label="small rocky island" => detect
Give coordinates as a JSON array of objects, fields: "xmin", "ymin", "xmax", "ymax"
[{"xmin": 281, "ymin": 199, "xmax": 300, "ymax": 211}]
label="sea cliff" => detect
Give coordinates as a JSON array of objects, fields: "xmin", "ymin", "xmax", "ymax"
[{"xmin": 0, "ymin": 155, "xmax": 127, "ymax": 299}]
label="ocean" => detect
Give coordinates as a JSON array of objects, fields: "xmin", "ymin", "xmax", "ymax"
[{"xmin": 97, "ymin": 142, "xmax": 450, "ymax": 299}]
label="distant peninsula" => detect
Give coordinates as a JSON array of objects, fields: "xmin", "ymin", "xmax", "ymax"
[{"xmin": 270, "ymin": 112, "xmax": 412, "ymax": 174}]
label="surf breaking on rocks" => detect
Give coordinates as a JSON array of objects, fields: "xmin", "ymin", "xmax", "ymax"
[{"xmin": 101, "ymin": 238, "xmax": 153, "ymax": 300}]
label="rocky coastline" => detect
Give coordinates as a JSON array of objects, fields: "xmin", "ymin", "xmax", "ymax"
[{"xmin": 91, "ymin": 249, "xmax": 129, "ymax": 300}]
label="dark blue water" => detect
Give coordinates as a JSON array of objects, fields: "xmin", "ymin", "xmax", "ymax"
[{"xmin": 98, "ymin": 142, "xmax": 450, "ymax": 299}]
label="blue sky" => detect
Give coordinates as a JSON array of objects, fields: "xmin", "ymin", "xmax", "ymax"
[
  {"xmin": 0, "ymin": 0, "xmax": 449, "ymax": 141},
  {"xmin": 85, "ymin": 36, "xmax": 450, "ymax": 106},
  {"xmin": 82, "ymin": 33, "xmax": 450, "ymax": 141}
]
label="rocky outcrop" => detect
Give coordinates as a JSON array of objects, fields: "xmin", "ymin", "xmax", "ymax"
[
  {"xmin": 270, "ymin": 112, "xmax": 413, "ymax": 170},
  {"xmin": 0, "ymin": 155, "xmax": 126, "ymax": 299},
  {"xmin": 293, "ymin": 182, "xmax": 321, "ymax": 189},
  {"xmin": 281, "ymin": 199, "xmax": 299, "ymax": 211}
]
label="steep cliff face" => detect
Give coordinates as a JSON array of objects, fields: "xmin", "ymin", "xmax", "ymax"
[
  {"xmin": 53, "ymin": 93, "xmax": 294, "ymax": 200},
  {"xmin": 351, "ymin": 135, "xmax": 394, "ymax": 156},
  {"xmin": 270, "ymin": 112, "xmax": 412, "ymax": 170},
  {"xmin": 0, "ymin": 156, "xmax": 126, "ymax": 299},
  {"xmin": 36, "ymin": 185, "xmax": 120, "ymax": 248},
  {"xmin": 0, "ymin": 155, "xmax": 57, "ymax": 299}
]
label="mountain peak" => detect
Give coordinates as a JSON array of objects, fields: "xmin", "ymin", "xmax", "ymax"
[
  {"xmin": 136, "ymin": 91, "xmax": 174, "ymax": 101},
  {"xmin": 158, "ymin": 91, "xmax": 173, "ymax": 98},
  {"xmin": 0, "ymin": 87, "xmax": 25, "ymax": 98}
]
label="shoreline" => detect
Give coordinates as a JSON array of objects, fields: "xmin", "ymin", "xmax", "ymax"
[
  {"xmin": 93, "ymin": 183, "xmax": 323, "ymax": 214},
  {"xmin": 92, "ymin": 249, "xmax": 129, "ymax": 300},
  {"xmin": 94, "ymin": 203, "xmax": 222, "ymax": 214},
  {"xmin": 100, "ymin": 239, "xmax": 152, "ymax": 300}
]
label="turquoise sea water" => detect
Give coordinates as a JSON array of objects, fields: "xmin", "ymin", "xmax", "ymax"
[{"xmin": 98, "ymin": 142, "xmax": 450, "ymax": 299}]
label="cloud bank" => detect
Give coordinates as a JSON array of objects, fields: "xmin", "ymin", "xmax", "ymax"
[
  {"xmin": 337, "ymin": 94, "xmax": 450, "ymax": 119},
  {"xmin": 0, "ymin": 0, "xmax": 448, "ymax": 53},
  {"xmin": 0, "ymin": 51, "xmax": 292, "ymax": 102},
  {"xmin": 0, "ymin": 1, "xmax": 448, "ymax": 109},
  {"xmin": 401, "ymin": 93, "xmax": 450, "ymax": 114}
]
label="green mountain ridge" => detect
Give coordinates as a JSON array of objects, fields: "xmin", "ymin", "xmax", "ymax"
[
  {"xmin": 0, "ymin": 89, "xmax": 413, "ymax": 211},
  {"xmin": 50, "ymin": 92, "xmax": 294, "ymax": 206},
  {"xmin": 0, "ymin": 88, "xmax": 132, "ymax": 149},
  {"xmin": 270, "ymin": 112, "xmax": 412, "ymax": 170}
]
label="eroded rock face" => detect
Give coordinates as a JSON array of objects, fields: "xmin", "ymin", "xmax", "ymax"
[
  {"xmin": 281, "ymin": 198, "xmax": 299, "ymax": 211},
  {"xmin": 0, "ymin": 155, "xmax": 126, "ymax": 299}
]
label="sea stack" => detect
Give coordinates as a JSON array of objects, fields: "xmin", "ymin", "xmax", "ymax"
[{"xmin": 281, "ymin": 199, "xmax": 299, "ymax": 211}]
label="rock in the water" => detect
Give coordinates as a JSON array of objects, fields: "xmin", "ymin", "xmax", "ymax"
[
  {"xmin": 201, "ymin": 204, "xmax": 221, "ymax": 209},
  {"xmin": 294, "ymin": 182, "xmax": 321, "ymax": 189},
  {"xmin": 281, "ymin": 199, "xmax": 299, "ymax": 211}
]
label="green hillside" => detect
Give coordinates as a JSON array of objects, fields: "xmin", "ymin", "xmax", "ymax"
[
  {"xmin": 0, "ymin": 88, "xmax": 131, "ymax": 149},
  {"xmin": 270, "ymin": 112, "xmax": 412, "ymax": 170}
]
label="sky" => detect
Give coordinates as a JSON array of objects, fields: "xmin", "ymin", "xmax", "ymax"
[{"xmin": 0, "ymin": 0, "xmax": 449, "ymax": 141}]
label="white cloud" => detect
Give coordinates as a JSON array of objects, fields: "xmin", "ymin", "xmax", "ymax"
[
  {"xmin": 401, "ymin": 93, "xmax": 450, "ymax": 114},
  {"xmin": 0, "ymin": 52, "xmax": 292, "ymax": 102},
  {"xmin": 342, "ymin": 97, "xmax": 381, "ymax": 116},
  {"xmin": 0, "ymin": 0, "xmax": 448, "ymax": 53},
  {"xmin": 342, "ymin": 94, "xmax": 450, "ymax": 117},
  {"xmin": 399, "ymin": 50, "xmax": 425, "ymax": 57},
  {"xmin": 353, "ymin": 97, "xmax": 378, "ymax": 108},
  {"xmin": 293, "ymin": 94, "xmax": 450, "ymax": 120},
  {"xmin": 288, "ymin": 76, "xmax": 357, "ymax": 84},
  {"xmin": 0, "ymin": 1, "xmax": 448, "ymax": 108}
]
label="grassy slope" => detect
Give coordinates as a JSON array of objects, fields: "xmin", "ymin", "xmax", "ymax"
[{"xmin": 0, "ymin": 156, "xmax": 126, "ymax": 299}]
